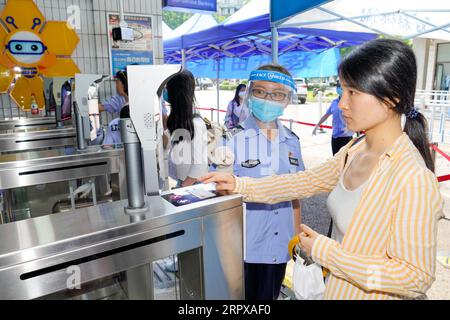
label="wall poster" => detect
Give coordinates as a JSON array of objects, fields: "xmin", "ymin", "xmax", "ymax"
[{"xmin": 107, "ymin": 13, "xmax": 154, "ymax": 76}]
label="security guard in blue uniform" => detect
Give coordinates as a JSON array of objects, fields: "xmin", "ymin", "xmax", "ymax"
[{"xmin": 219, "ymin": 64, "xmax": 305, "ymax": 300}]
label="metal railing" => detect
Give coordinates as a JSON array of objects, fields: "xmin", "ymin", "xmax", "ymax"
[
  {"xmin": 198, "ymin": 89, "xmax": 450, "ymax": 144},
  {"xmin": 415, "ymin": 90, "xmax": 450, "ymax": 143}
]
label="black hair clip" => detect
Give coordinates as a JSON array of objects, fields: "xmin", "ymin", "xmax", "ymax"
[{"xmin": 406, "ymin": 107, "xmax": 419, "ymax": 119}]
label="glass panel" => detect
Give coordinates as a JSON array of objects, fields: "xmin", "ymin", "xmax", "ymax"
[
  {"xmin": 0, "ymin": 174, "xmax": 120, "ymax": 223},
  {"xmin": 152, "ymin": 256, "xmax": 180, "ymax": 300},
  {"xmin": 37, "ymin": 255, "xmax": 184, "ymax": 300},
  {"xmin": 38, "ymin": 271, "xmax": 130, "ymax": 300},
  {"xmin": 437, "ymin": 43, "xmax": 450, "ymax": 63}
]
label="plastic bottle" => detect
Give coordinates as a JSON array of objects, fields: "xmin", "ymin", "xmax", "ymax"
[{"xmin": 31, "ymin": 95, "xmax": 39, "ymax": 115}]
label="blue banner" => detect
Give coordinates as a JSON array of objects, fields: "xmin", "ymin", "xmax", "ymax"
[
  {"xmin": 163, "ymin": 0, "xmax": 217, "ymax": 14},
  {"xmin": 186, "ymin": 49, "xmax": 340, "ymax": 80},
  {"xmin": 270, "ymin": 0, "xmax": 331, "ymax": 24},
  {"xmin": 111, "ymin": 50, "xmax": 153, "ymax": 76}
]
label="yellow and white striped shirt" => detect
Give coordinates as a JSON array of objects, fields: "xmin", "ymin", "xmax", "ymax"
[{"xmin": 234, "ymin": 133, "xmax": 443, "ymax": 300}]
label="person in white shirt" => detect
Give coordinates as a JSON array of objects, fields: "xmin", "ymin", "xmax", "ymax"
[{"xmin": 165, "ymin": 70, "xmax": 208, "ymax": 188}]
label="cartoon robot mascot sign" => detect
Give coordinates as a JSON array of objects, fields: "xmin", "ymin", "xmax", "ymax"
[{"xmin": 0, "ymin": 0, "xmax": 79, "ymax": 111}]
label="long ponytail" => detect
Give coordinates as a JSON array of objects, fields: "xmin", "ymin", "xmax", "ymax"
[{"xmin": 404, "ymin": 112, "xmax": 434, "ymax": 172}]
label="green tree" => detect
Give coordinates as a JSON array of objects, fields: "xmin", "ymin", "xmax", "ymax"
[
  {"xmin": 339, "ymin": 46, "xmax": 354, "ymax": 58},
  {"xmin": 213, "ymin": 14, "xmax": 228, "ymax": 23},
  {"xmin": 163, "ymin": 11, "xmax": 193, "ymax": 29}
]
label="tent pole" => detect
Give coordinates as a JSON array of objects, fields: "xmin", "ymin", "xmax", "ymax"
[
  {"xmin": 271, "ymin": 25, "xmax": 279, "ymax": 64},
  {"xmin": 181, "ymin": 49, "xmax": 186, "ymax": 69},
  {"xmin": 216, "ymin": 58, "xmax": 220, "ymax": 124}
]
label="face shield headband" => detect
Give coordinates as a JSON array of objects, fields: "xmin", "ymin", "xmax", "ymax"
[
  {"xmin": 247, "ymin": 70, "xmax": 297, "ymax": 105},
  {"xmin": 244, "ymin": 70, "xmax": 297, "ymax": 122},
  {"xmin": 249, "ymin": 70, "xmax": 296, "ymax": 91}
]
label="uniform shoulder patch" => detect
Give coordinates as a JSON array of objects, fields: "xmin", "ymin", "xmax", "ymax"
[{"xmin": 283, "ymin": 125, "xmax": 299, "ymax": 140}]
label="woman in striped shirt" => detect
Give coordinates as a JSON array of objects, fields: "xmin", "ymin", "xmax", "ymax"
[{"xmin": 200, "ymin": 39, "xmax": 444, "ymax": 300}]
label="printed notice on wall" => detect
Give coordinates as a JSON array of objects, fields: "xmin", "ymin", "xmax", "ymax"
[{"xmin": 107, "ymin": 13, "xmax": 154, "ymax": 76}]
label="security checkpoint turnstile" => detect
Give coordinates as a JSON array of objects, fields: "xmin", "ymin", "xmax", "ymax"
[
  {"xmin": 0, "ymin": 144, "xmax": 126, "ymax": 224},
  {"xmin": 0, "ymin": 74, "xmax": 108, "ymax": 154},
  {"xmin": 0, "ymin": 192, "xmax": 244, "ymax": 300},
  {"xmin": 0, "ymin": 78, "xmax": 74, "ymax": 132},
  {"xmin": 0, "ymin": 74, "xmax": 126, "ymax": 224},
  {"xmin": 0, "ymin": 117, "xmax": 72, "ymax": 131},
  {"xmin": 0, "ymin": 127, "xmax": 76, "ymax": 153},
  {"xmin": 0, "ymin": 64, "xmax": 245, "ymax": 299}
]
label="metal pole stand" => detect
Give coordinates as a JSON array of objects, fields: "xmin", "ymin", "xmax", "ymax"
[
  {"xmin": 74, "ymin": 102, "xmax": 87, "ymax": 150},
  {"xmin": 120, "ymin": 118, "xmax": 148, "ymax": 215},
  {"xmin": 317, "ymin": 91, "xmax": 326, "ymax": 134}
]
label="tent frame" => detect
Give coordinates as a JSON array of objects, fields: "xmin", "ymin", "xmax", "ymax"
[{"xmin": 281, "ymin": 8, "xmax": 450, "ymax": 40}]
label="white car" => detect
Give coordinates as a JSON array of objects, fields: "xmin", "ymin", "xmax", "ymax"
[
  {"xmin": 196, "ymin": 78, "xmax": 214, "ymax": 90},
  {"xmin": 294, "ymin": 78, "xmax": 308, "ymax": 104}
]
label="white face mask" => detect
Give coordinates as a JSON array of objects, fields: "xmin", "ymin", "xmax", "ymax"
[{"xmin": 238, "ymin": 91, "xmax": 246, "ymax": 98}]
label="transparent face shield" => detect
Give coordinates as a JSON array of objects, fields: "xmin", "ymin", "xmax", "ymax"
[{"xmin": 243, "ymin": 70, "xmax": 297, "ymax": 123}]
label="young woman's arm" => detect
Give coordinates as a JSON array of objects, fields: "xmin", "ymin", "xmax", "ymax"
[
  {"xmin": 311, "ymin": 169, "xmax": 443, "ymax": 298},
  {"xmin": 232, "ymin": 144, "xmax": 348, "ymax": 204},
  {"xmin": 99, "ymin": 95, "xmax": 126, "ymax": 114}
]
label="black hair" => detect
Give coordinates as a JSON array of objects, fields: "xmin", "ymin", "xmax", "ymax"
[
  {"xmin": 166, "ymin": 70, "xmax": 196, "ymax": 144},
  {"xmin": 232, "ymin": 83, "xmax": 247, "ymax": 106},
  {"xmin": 120, "ymin": 105, "xmax": 129, "ymax": 118},
  {"xmin": 115, "ymin": 70, "xmax": 128, "ymax": 96},
  {"xmin": 338, "ymin": 38, "xmax": 434, "ymax": 172}
]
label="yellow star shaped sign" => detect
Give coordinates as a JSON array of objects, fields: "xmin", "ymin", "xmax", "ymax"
[{"xmin": 0, "ymin": 0, "xmax": 80, "ymax": 111}]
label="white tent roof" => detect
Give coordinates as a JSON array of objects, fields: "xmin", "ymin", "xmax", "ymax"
[
  {"xmin": 162, "ymin": 21, "xmax": 176, "ymax": 39},
  {"xmin": 281, "ymin": 0, "xmax": 450, "ymax": 41},
  {"xmin": 223, "ymin": 0, "xmax": 269, "ymax": 25},
  {"xmin": 171, "ymin": 13, "xmax": 218, "ymax": 38}
]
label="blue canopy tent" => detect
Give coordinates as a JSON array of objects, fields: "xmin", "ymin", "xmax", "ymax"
[
  {"xmin": 186, "ymin": 48, "xmax": 341, "ymax": 79},
  {"xmin": 164, "ymin": 13, "xmax": 219, "ymax": 67},
  {"xmin": 163, "ymin": 0, "xmax": 377, "ymax": 116},
  {"xmin": 164, "ymin": 0, "xmax": 376, "ymax": 69}
]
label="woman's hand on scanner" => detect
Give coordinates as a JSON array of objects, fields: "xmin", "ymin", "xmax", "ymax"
[{"xmin": 199, "ymin": 173, "xmax": 236, "ymax": 194}]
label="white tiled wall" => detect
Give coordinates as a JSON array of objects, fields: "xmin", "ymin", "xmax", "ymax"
[{"xmin": 0, "ymin": 0, "xmax": 163, "ymax": 122}]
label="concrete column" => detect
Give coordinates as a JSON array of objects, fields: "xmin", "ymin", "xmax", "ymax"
[
  {"xmin": 413, "ymin": 38, "xmax": 430, "ymax": 90},
  {"xmin": 425, "ymin": 40, "xmax": 438, "ymax": 91}
]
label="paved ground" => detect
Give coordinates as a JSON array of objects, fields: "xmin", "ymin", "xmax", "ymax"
[{"xmin": 196, "ymin": 88, "xmax": 450, "ymax": 299}]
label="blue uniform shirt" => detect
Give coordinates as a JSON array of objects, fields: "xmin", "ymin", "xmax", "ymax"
[
  {"xmin": 103, "ymin": 118, "xmax": 121, "ymax": 145},
  {"xmin": 326, "ymin": 98, "xmax": 354, "ymax": 138},
  {"xmin": 103, "ymin": 95, "xmax": 127, "ymax": 114},
  {"xmin": 227, "ymin": 114, "xmax": 305, "ymax": 264}
]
